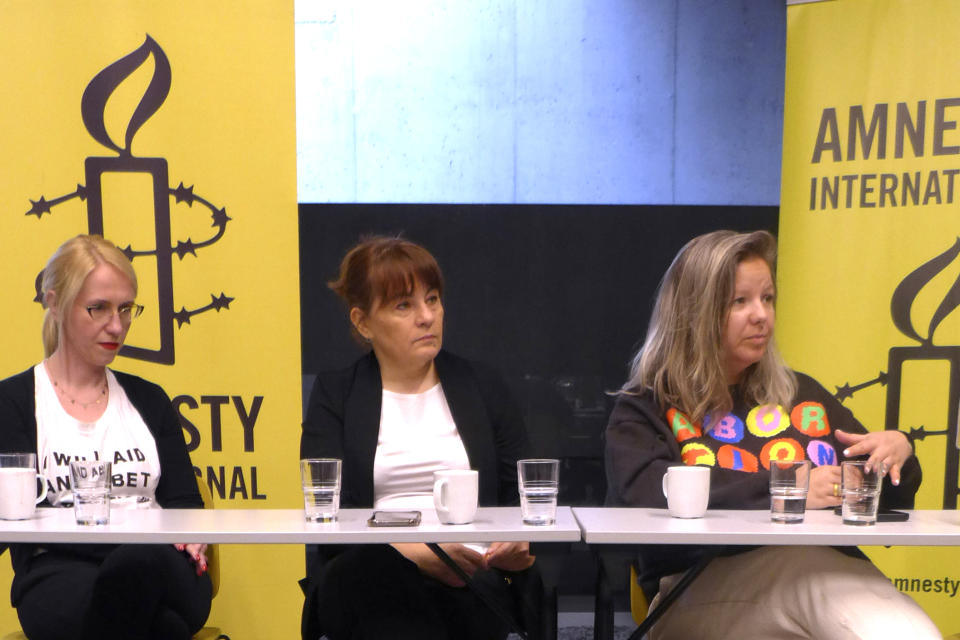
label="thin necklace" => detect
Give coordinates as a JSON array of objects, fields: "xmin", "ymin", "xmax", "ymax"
[{"xmin": 52, "ymin": 377, "xmax": 108, "ymax": 409}]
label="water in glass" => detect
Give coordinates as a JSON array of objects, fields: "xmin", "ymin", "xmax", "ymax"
[
  {"xmin": 770, "ymin": 487, "xmax": 806, "ymax": 523},
  {"xmin": 842, "ymin": 488, "xmax": 879, "ymax": 525},
  {"xmin": 74, "ymin": 488, "xmax": 110, "ymax": 525},
  {"xmin": 304, "ymin": 485, "xmax": 340, "ymax": 522},
  {"xmin": 520, "ymin": 484, "xmax": 558, "ymax": 525}
]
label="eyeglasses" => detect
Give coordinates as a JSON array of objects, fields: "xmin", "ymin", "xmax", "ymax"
[{"xmin": 85, "ymin": 302, "xmax": 145, "ymax": 323}]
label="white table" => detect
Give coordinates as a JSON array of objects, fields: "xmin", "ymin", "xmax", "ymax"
[
  {"xmin": 576, "ymin": 507, "xmax": 960, "ymax": 640},
  {"xmin": 0, "ymin": 506, "xmax": 578, "ymax": 640},
  {"xmin": 0, "ymin": 506, "xmax": 581, "ymax": 544},
  {"xmin": 572, "ymin": 507, "xmax": 960, "ymax": 546}
]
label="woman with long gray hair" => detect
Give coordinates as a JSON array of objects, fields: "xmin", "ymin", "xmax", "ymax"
[{"xmin": 605, "ymin": 229, "xmax": 939, "ymax": 638}]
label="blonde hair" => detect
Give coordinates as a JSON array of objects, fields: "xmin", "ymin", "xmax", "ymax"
[
  {"xmin": 40, "ymin": 235, "xmax": 138, "ymax": 357},
  {"xmin": 622, "ymin": 230, "xmax": 796, "ymax": 426}
]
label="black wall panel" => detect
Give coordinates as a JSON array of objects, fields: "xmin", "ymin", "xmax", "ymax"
[{"xmin": 299, "ymin": 204, "xmax": 778, "ymax": 504}]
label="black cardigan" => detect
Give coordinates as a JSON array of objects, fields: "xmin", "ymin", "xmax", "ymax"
[{"xmin": 0, "ymin": 366, "xmax": 202, "ymax": 593}]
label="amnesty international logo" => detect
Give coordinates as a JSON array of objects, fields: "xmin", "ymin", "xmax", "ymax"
[
  {"xmin": 0, "ymin": 3, "xmax": 299, "ymax": 637},
  {"xmin": 22, "ymin": 35, "xmax": 232, "ymax": 365},
  {"xmin": 832, "ymin": 240, "xmax": 960, "ymax": 508}
]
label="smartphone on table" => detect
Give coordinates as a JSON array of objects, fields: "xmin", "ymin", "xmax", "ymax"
[{"xmin": 367, "ymin": 510, "xmax": 422, "ymax": 527}]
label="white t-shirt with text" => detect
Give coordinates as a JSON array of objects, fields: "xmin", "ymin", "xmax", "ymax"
[{"xmin": 34, "ymin": 364, "xmax": 161, "ymax": 509}]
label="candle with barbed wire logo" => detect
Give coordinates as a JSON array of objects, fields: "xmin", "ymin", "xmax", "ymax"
[
  {"xmin": 24, "ymin": 35, "xmax": 232, "ymax": 365},
  {"xmin": 881, "ymin": 239, "xmax": 960, "ymax": 508}
]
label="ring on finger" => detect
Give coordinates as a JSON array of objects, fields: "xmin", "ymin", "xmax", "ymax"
[{"xmin": 832, "ymin": 482, "xmax": 841, "ymax": 497}]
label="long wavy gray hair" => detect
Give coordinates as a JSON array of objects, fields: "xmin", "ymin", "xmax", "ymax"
[{"xmin": 621, "ymin": 230, "xmax": 796, "ymax": 427}]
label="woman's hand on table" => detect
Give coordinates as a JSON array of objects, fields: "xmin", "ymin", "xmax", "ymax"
[
  {"xmin": 836, "ymin": 429, "xmax": 912, "ymax": 486},
  {"xmin": 392, "ymin": 542, "xmax": 483, "ymax": 587},
  {"xmin": 174, "ymin": 543, "xmax": 208, "ymax": 576},
  {"xmin": 807, "ymin": 464, "xmax": 842, "ymax": 509},
  {"xmin": 483, "ymin": 541, "xmax": 535, "ymax": 572}
]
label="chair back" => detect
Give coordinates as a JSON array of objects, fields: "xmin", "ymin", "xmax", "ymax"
[{"xmin": 629, "ymin": 563, "xmax": 650, "ymax": 625}]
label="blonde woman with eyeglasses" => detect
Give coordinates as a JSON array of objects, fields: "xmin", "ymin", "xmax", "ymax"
[{"xmin": 0, "ymin": 235, "xmax": 211, "ymax": 640}]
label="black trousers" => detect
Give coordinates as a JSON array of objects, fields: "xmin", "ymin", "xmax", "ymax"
[
  {"xmin": 305, "ymin": 544, "xmax": 526, "ymax": 640},
  {"xmin": 14, "ymin": 544, "xmax": 212, "ymax": 640}
]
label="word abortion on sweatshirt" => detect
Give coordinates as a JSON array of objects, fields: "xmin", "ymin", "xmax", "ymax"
[{"xmin": 806, "ymin": 99, "xmax": 960, "ymax": 211}]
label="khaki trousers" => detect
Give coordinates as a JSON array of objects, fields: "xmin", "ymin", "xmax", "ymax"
[{"xmin": 647, "ymin": 546, "xmax": 941, "ymax": 640}]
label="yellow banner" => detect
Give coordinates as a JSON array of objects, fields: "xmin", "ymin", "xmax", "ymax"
[
  {"xmin": 781, "ymin": 0, "xmax": 960, "ymax": 633},
  {"xmin": 0, "ymin": 1, "xmax": 299, "ymax": 637}
]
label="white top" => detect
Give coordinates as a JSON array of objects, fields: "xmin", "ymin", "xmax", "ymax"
[
  {"xmin": 373, "ymin": 383, "xmax": 488, "ymax": 552},
  {"xmin": 35, "ymin": 364, "xmax": 161, "ymax": 509},
  {"xmin": 373, "ymin": 383, "xmax": 470, "ymax": 509}
]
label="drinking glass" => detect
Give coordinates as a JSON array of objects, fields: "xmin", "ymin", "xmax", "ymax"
[
  {"xmin": 841, "ymin": 460, "xmax": 881, "ymax": 525},
  {"xmin": 517, "ymin": 459, "xmax": 559, "ymax": 525},
  {"xmin": 69, "ymin": 459, "xmax": 111, "ymax": 525},
  {"xmin": 768, "ymin": 459, "xmax": 810, "ymax": 523},
  {"xmin": 301, "ymin": 458, "xmax": 341, "ymax": 522}
]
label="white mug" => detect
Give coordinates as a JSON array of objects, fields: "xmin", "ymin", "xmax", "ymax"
[
  {"xmin": 661, "ymin": 465, "xmax": 710, "ymax": 518},
  {"xmin": 433, "ymin": 469, "xmax": 478, "ymax": 525},
  {"xmin": 0, "ymin": 453, "xmax": 48, "ymax": 520}
]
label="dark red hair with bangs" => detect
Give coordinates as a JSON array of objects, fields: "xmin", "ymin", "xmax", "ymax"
[{"xmin": 329, "ymin": 236, "xmax": 445, "ymax": 345}]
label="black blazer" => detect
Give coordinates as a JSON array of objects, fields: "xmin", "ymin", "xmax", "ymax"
[
  {"xmin": 299, "ymin": 349, "xmax": 530, "ymax": 581},
  {"xmin": 300, "ymin": 349, "xmax": 529, "ymax": 509},
  {"xmin": 299, "ymin": 350, "xmax": 534, "ymax": 640}
]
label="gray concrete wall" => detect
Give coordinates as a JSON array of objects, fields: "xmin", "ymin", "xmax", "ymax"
[{"xmin": 295, "ymin": 0, "xmax": 785, "ymax": 205}]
